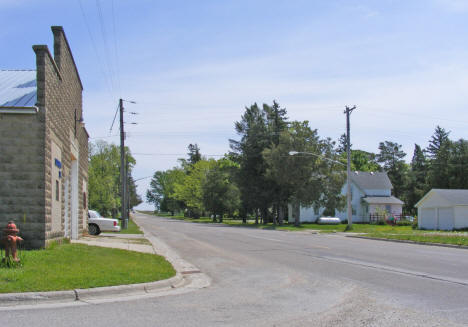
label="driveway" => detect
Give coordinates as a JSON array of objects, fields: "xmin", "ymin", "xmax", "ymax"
[{"xmin": 3, "ymin": 212, "xmax": 468, "ymax": 326}]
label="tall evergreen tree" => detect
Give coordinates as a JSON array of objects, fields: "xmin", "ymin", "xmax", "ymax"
[
  {"xmin": 376, "ymin": 141, "xmax": 407, "ymax": 198},
  {"xmin": 426, "ymin": 126, "xmax": 451, "ymax": 188},
  {"xmin": 448, "ymin": 139, "xmax": 468, "ymax": 189},
  {"xmin": 404, "ymin": 144, "xmax": 427, "ymax": 214},
  {"xmin": 263, "ymin": 121, "xmax": 345, "ymax": 226},
  {"xmin": 229, "ymin": 102, "xmax": 288, "ymax": 224},
  {"xmin": 187, "ymin": 143, "xmax": 202, "ymax": 165}
]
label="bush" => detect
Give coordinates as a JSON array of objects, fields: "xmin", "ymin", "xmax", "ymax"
[
  {"xmin": 396, "ymin": 220, "xmax": 412, "ymax": 226},
  {"xmin": 412, "ymin": 217, "xmax": 418, "ymax": 229},
  {"xmin": 371, "ymin": 219, "xmax": 386, "ymax": 225}
]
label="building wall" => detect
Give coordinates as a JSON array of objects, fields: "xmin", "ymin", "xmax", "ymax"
[
  {"xmin": 368, "ymin": 204, "xmax": 402, "ymax": 216},
  {"xmin": 298, "ymin": 205, "xmax": 325, "ymax": 223},
  {"xmin": 0, "ymin": 113, "xmax": 46, "ymax": 249},
  {"xmin": 335, "ymin": 182, "xmax": 365, "ymax": 222},
  {"xmin": 454, "ymin": 206, "xmax": 468, "ymax": 229},
  {"xmin": 38, "ymin": 27, "xmax": 88, "ymax": 245},
  {"xmin": 0, "ymin": 27, "xmax": 88, "ymax": 249}
]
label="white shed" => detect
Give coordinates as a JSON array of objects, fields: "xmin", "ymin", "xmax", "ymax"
[{"xmin": 415, "ymin": 189, "xmax": 468, "ymax": 230}]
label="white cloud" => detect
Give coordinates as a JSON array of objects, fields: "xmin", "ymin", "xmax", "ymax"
[{"xmin": 434, "ymin": 0, "xmax": 468, "ymax": 12}]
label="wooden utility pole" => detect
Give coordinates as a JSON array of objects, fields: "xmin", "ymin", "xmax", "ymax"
[
  {"xmin": 119, "ymin": 98, "xmax": 128, "ymax": 229},
  {"xmin": 344, "ymin": 105, "xmax": 356, "ymax": 229}
]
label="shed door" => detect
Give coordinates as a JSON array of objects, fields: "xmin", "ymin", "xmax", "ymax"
[
  {"xmin": 421, "ymin": 208, "xmax": 436, "ymax": 229},
  {"xmin": 437, "ymin": 207, "xmax": 454, "ymax": 230}
]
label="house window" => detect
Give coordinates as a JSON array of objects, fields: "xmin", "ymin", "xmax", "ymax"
[
  {"xmin": 83, "ymin": 192, "xmax": 87, "ymax": 209},
  {"xmin": 55, "ymin": 180, "xmax": 60, "ymax": 201}
]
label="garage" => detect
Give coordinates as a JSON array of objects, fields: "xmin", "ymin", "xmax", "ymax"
[
  {"xmin": 415, "ymin": 189, "xmax": 468, "ymax": 231},
  {"xmin": 421, "ymin": 208, "xmax": 437, "ymax": 230},
  {"xmin": 437, "ymin": 207, "xmax": 454, "ymax": 230}
]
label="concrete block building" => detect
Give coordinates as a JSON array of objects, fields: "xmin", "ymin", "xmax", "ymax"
[{"xmin": 0, "ymin": 26, "xmax": 89, "ymax": 248}]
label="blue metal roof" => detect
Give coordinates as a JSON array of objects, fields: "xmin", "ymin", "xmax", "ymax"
[{"xmin": 0, "ymin": 70, "xmax": 37, "ymax": 107}]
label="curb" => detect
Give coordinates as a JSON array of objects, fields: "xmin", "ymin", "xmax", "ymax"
[
  {"xmin": 0, "ymin": 274, "xmax": 184, "ymax": 307},
  {"xmin": 0, "ymin": 217, "xmax": 189, "ymax": 307},
  {"xmin": 346, "ymin": 235, "xmax": 468, "ymax": 250}
]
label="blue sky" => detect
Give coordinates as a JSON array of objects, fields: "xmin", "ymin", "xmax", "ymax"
[{"xmin": 1, "ymin": 0, "xmax": 467, "ymax": 209}]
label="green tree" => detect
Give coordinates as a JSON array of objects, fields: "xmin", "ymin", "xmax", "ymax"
[
  {"xmin": 146, "ymin": 169, "xmax": 185, "ymax": 215},
  {"xmin": 263, "ymin": 121, "xmax": 345, "ymax": 226},
  {"xmin": 229, "ymin": 101, "xmax": 288, "ymax": 224},
  {"xmin": 376, "ymin": 141, "xmax": 407, "ymax": 198},
  {"xmin": 187, "ymin": 143, "xmax": 202, "ymax": 165},
  {"xmin": 173, "ymin": 159, "xmax": 217, "ymax": 217},
  {"xmin": 426, "ymin": 126, "xmax": 451, "ymax": 188},
  {"xmin": 88, "ymin": 141, "xmax": 139, "ymax": 217},
  {"xmin": 404, "ymin": 144, "xmax": 427, "ymax": 214},
  {"xmin": 202, "ymin": 159, "xmax": 241, "ymax": 222},
  {"xmin": 448, "ymin": 139, "xmax": 468, "ymax": 189}
]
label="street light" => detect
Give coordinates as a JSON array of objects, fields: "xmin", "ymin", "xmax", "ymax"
[{"xmin": 289, "ymin": 151, "xmax": 351, "ymax": 226}]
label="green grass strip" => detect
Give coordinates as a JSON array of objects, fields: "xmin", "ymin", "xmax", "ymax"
[
  {"xmin": 0, "ymin": 243, "xmax": 175, "ymax": 293},
  {"xmin": 362, "ymin": 232, "xmax": 468, "ymax": 246},
  {"xmin": 118, "ymin": 218, "xmax": 143, "ymax": 234}
]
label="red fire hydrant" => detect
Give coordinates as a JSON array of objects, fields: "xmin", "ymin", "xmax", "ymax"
[{"xmin": 2, "ymin": 221, "xmax": 23, "ymax": 262}]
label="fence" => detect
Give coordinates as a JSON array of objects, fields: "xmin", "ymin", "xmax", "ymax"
[{"xmin": 368, "ymin": 213, "xmax": 403, "ymax": 224}]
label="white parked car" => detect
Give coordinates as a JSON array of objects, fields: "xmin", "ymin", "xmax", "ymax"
[{"xmin": 88, "ymin": 210, "xmax": 121, "ymax": 235}]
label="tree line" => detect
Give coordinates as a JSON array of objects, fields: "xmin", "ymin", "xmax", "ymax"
[
  {"xmin": 146, "ymin": 102, "xmax": 468, "ymax": 223},
  {"xmin": 88, "ymin": 140, "xmax": 142, "ymax": 217}
]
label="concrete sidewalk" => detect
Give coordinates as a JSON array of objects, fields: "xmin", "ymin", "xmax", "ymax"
[
  {"xmin": 72, "ymin": 234, "xmax": 155, "ymax": 254},
  {"xmin": 0, "ymin": 223, "xmax": 209, "ymax": 308}
]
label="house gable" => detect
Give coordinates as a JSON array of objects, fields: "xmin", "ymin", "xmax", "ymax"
[{"xmin": 415, "ymin": 190, "xmax": 452, "ymax": 208}]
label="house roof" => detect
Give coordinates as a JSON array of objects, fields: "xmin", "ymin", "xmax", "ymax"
[
  {"xmin": 415, "ymin": 189, "xmax": 468, "ymax": 207},
  {"xmin": 0, "ymin": 70, "xmax": 37, "ymax": 107},
  {"xmin": 351, "ymin": 171, "xmax": 393, "ymax": 190},
  {"xmin": 363, "ymin": 196, "xmax": 404, "ymax": 205}
]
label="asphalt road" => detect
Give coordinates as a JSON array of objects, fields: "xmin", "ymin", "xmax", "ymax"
[{"xmin": 4, "ymin": 212, "xmax": 468, "ymax": 326}]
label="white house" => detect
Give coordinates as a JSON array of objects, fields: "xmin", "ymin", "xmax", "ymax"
[
  {"xmin": 293, "ymin": 171, "xmax": 403, "ymax": 223},
  {"xmin": 415, "ymin": 189, "xmax": 468, "ymax": 230}
]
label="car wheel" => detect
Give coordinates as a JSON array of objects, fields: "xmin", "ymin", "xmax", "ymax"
[{"xmin": 88, "ymin": 224, "xmax": 100, "ymax": 235}]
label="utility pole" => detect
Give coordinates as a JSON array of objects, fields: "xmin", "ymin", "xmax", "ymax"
[
  {"xmin": 126, "ymin": 153, "xmax": 131, "ymax": 219},
  {"xmin": 119, "ymin": 98, "xmax": 128, "ymax": 229},
  {"xmin": 344, "ymin": 105, "xmax": 356, "ymax": 229}
]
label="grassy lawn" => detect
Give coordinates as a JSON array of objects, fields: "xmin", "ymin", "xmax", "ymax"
[
  {"xmin": 147, "ymin": 212, "xmax": 468, "ymax": 246},
  {"xmin": 0, "ymin": 243, "xmax": 175, "ymax": 293},
  {"xmin": 363, "ymin": 231, "xmax": 468, "ymax": 246},
  {"xmin": 118, "ymin": 218, "xmax": 143, "ymax": 234}
]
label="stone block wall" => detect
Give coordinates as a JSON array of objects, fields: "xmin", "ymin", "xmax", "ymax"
[
  {"xmin": 0, "ymin": 113, "xmax": 46, "ymax": 249},
  {"xmin": 0, "ymin": 26, "xmax": 88, "ymax": 249}
]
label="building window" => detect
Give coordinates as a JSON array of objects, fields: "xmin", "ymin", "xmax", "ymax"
[
  {"xmin": 55, "ymin": 180, "xmax": 60, "ymax": 201},
  {"xmin": 83, "ymin": 192, "xmax": 87, "ymax": 209}
]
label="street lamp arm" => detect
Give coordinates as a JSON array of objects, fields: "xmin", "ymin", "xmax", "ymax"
[{"xmin": 288, "ymin": 151, "xmax": 346, "ymax": 166}]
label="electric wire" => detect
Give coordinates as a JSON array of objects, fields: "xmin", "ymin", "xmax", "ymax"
[
  {"xmin": 95, "ymin": 0, "xmax": 117, "ymax": 97},
  {"xmin": 77, "ymin": 0, "xmax": 114, "ymax": 98},
  {"xmin": 110, "ymin": 0, "xmax": 122, "ymax": 97}
]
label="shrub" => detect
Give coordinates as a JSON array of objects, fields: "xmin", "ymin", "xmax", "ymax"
[
  {"xmin": 396, "ymin": 220, "xmax": 412, "ymax": 226},
  {"xmin": 371, "ymin": 219, "xmax": 386, "ymax": 225},
  {"xmin": 412, "ymin": 217, "xmax": 419, "ymax": 229}
]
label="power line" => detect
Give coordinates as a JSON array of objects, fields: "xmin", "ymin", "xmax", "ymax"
[
  {"xmin": 360, "ymin": 107, "xmax": 468, "ymax": 126},
  {"xmin": 109, "ymin": 102, "xmax": 120, "ymax": 133},
  {"xmin": 77, "ymin": 0, "xmax": 114, "ymax": 98},
  {"xmin": 95, "ymin": 0, "xmax": 116, "ymax": 97},
  {"xmin": 132, "ymin": 153, "xmax": 225, "ymax": 157},
  {"xmin": 110, "ymin": 0, "xmax": 122, "ymax": 97}
]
